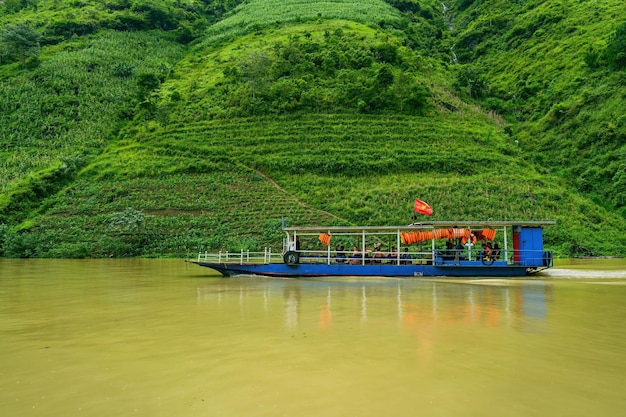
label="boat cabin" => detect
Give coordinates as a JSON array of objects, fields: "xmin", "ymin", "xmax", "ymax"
[{"xmin": 282, "ymin": 221, "xmax": 555, "ymax": 270}]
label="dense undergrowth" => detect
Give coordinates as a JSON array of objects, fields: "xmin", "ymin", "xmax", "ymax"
[
  {"xmin": 449, "ymin": 0, "xmax": 626, "ymax": 217},
  {"xmin": 1, "ymin": 0, "xmax": 625, "ymax": 258}
]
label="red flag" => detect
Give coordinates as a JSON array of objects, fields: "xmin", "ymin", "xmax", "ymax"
[{"xmin": 413, "ymin": 199, "xmax": 433, "ymax": 216}]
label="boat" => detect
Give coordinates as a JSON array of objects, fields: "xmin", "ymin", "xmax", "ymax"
[{"xmin": 189, "ymin": 221, "xmax": 555, "ymax": 278}]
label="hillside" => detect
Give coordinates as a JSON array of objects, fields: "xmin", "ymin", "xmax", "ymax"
[
  {"xmin": 449, "ymin": 0, "xmax": 626, "ymax": 215},
  {"xmin": 1, "ymin": 0, "xmax": 625, "ymax": 258}
]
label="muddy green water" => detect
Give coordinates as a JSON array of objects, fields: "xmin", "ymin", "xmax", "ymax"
[{"xmin": 1, "ymin": 259, "xmax": 625, "ymax": 417}]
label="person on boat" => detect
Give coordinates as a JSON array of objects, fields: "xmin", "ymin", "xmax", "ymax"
[
  {"xmin": 350, "ymin": 246, "xmax": 361, "ymax": 264},
  {"xmin": 387, "ymin": 246, "xmax": 398, "ymax": 264},
  {"xmin": 480, "ymin": 243, "xmax": 492, "ymax": 260},
  {"xmin": 445, "ymin": 239, "xmax": 454, "ymax": 260},
  {"xmin": 401, "ymin": 247, "xmax": 412, "ymax": 265},
  {"xmin": 364, "ymin": 246, "xmax": 373, "ymax": 264},
  {"xmin": 336, "ymin": 245, "xmax": 346, "ymax": 263},
  {"xmin": 372, "ymin": 244, "xmax": 384, "ymax": 264},
  {"xmin": 454, "ymin": 240, "xmax": 463, "ymax": 262},
  {"xmin": 492, "ymin": 243, "xmax": 501, "ymax": 260}
]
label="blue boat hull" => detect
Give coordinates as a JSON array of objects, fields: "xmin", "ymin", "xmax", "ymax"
[{"xmin": 191, "ymin": 260, "xmax": 541, "ymax": 278}]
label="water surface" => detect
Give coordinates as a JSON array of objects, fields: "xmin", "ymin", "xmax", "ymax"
[{"xmin": 1, "ymin": 259, "xmax": 625, "ymax": 417}]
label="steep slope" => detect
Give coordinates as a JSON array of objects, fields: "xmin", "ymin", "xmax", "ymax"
[
  {"xmin": 1, "ymin": 0, "xmax": 625, "ymax": 257},
  {"xmin": 449, "ymin": 0, "xmax": 626, "ymax": 216}
]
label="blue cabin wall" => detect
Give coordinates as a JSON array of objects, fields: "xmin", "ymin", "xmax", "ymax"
[{"xmin": 517, "ymin": 227, "xmax": 544, "ymax": 266}]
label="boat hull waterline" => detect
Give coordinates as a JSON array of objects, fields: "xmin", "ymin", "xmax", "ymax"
[{"xmin": 191, "ymin": 261, "xmax": 540, "ymax": 278}]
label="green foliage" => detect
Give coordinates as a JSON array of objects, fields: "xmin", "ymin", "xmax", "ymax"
[
  {"xmin": 453, "ymin": 64, "xmax": 489, "ymax": 98},
  {"xmin": 0, "ymin": 223, "xmax": 6, "ymax": 256},
  {"xmin": 450, "ymin": 0, "xmax": 626, "ymax": 218},
  {"xmin": 107, "ymin": 207, "xmax": 146, "ymax": 234},
  {"xmin": 0, "ymin": 22, "xmax": 41, "ymax": 67},
  {"xmin": 1, "ymin": 0, "xmax": 626, "ymax": 259},
  {"xmin": 23, "ymin": 112, "xmax": 617, "ymax": 258},
  {"xmin": 603, "ymin": 21, "xmax": 626, "ymax": 70},
  {"xmin": 0, "ymin": 161, "xmax": 76, "ymax": 225},
  {"xmin": 583, "ymin": 46, "xmax": 601, "ymax": 69},
  {"xmin": 0, "ymin": 30, "xmax": 185, "ymax": 204},
  {"xmin": 159, "ymin": 22, "xmax": 436, "ymax": 118},
  {"xmin": 199, "ymin": 0, "xmax": 404, "ymax": 45},
  {"xmin": 0, "ymin": 0, "xmax": 245, "ymax": 46}
]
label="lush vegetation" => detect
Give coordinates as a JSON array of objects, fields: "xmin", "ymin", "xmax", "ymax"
[
  {"xmin": 449, "ymin": 0, "xmax": 626, "ymax": 217},
  {"xmin": 1, "ymin": 0, "xmax": 625, "ymax": 258}
]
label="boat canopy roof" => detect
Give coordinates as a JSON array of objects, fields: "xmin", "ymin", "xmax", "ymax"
[{"xmin": 283, "ymin": 221, "xmax": 555, "ymax": 233}]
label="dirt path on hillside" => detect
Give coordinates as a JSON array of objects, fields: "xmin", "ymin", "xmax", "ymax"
[{"xmin": 253, "ymin": 169, "xmax": 343, "ymax": 221}]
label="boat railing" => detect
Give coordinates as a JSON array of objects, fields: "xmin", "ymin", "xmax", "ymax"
[
  {"xmin": 197, "ymin": 248, "xmax": 553, "ymax": 268},
  {"xmin": 295, "ymin": 249, "xmax": 436, "ymax": 265},
  {"xmin": 434, "ymin": 248, "xmax": 553, "ymax": 267},
  {"xmin": 197, "ymin": 248, "xmax": 282, "ymax": 265}
]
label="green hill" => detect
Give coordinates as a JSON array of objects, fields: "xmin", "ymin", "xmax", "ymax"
[
  {"xmin": 1, "ymin": 0, "xmax": 625, "ymax": 258},
  {"xmin": 449, "ymin": 0, "xmax": 626, "ymax": 215}
]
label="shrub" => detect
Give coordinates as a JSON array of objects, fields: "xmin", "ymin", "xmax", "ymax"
[
  {"xmin": 604, "ymin": 22, "xmax": 626, "ymax": 70},
  {"xmin": 0, "ymin": 23, "xmax": 41, "ymax": 67}
]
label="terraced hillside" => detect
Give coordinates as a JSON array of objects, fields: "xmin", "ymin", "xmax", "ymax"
[
  {"xmin": 15, "ymin": 111, "xmax": 623, "ymax": 258},
  {"xmin": 450, "ymin": 0, "xmax": 626, "ymax": 216},
  {"xmin": 1, "ymin": 0, "xmax": 625, "ymax": 258}
]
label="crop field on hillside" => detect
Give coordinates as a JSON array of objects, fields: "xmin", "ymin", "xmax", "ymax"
[
  {"xmin": 0, "ymin": 31, "xmax": 184, "ymax": 194},
  {"xmin": 1, "ymin": 0, "xmax": 625, "ymax": 258},
  {"xmin": 202, "ymin": 0, "xmax": 403, "ymax": 43},
  {"xmin": 60, "ymin": 113, "xmax": 624, "ymax": 257}
]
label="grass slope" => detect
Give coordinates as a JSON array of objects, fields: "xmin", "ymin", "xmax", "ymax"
[
  {"xmin": 1, "ymin": 0, "xmax": 625, "ymax": 258},
  {"xmin": 200, "ymin": 0, "xmax": 404, "ymax": 45},
  {"xmin": 450, "ymin": 0, "xmax": 626, "ymax": 215},
  {"xmin": 0, "ymin": 30, "xmax": 185, "ymax": 222}
]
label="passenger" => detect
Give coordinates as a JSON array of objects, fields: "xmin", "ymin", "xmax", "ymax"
[
  {"xmin": 401, "ymin": 247, "xmax": 411, "ymax": 265},
  {"xmin": 454, "ymin": 240, "xmax": 463, "ymax": 263},
  {"xmin": 364, "ymin": 246, "xmax": 372, "ymax": 264},
  {"xmin": 389, "ymin": 246, "xmax": 398, "ymax": 264},
  {"xmin": 445, "ymin": 239, "xmax": 454, "ymax": 260},
  {"xmin": 350, "ymin": 246, "xmax": 361, "ymax": 264},
  {"xmin": 481, "ymin": 243, "xmax": 492, "ymax": 260},
  {"xmin": 336, "ymin": 245, "xmax": 346, "ymax": 263},
  {"xmin": 492, "ymin": 243, "xmax": 501, "ymax": 260},
  {"xmin": 372, "ymin": 244, "xmax": 384, "ymax": 264}
]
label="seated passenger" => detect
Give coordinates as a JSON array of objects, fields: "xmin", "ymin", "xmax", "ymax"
[
  {"xmin": 362, "ymin": 246, "xmax": 373, "ymax": 264},
  {"xmin": 336, "ymin": 245, "xmax": 346, "ymax": 263},
  {"xmin": 445, "ymin": 240, "xmax": 454, "ymax": 260},
  {"xmin": 388, "ymin": 247, "xmax": 398, "ymax": 264},
  {"xmin": 454, "ymin": 241, "xmax": 464, "ymax": 262},
  {"xmin": 481, "ymin": 243, "xmax": 492, "ymax": 260},
  {"xmin": 372, "ymin": 244, "xmax": 384, "ymax": 264},
  {"xmin": 350, "ymin": 246, "xmax": 361, "ymax": 264},
  {"xmin": 401, "ymin": 247, "xmax": 412, "ymax": 265},
  {"xmin": 492, "ymin": 243, "xmax": 501, "ymax": 260}
]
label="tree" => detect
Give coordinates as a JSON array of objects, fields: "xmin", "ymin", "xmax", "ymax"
[
  {"xmin": 107, "ymin": 208, "xmax": 146, "ymax": 234},
  {"xmin": 376, "ymin": 65, "xmax": 394, "ymax": 88},
  {"xmin": 239, "ymin": 51, "xmax": 273, "ymax": 99},
  {"xmin": 453, "ymin": 64, "xmax": 489, "ymax": 98},
  {"xmin": 604, "ymin": 22, "xmax": 626, "ymax": 70},
  {"xmin": 0, "ymin": 23, "xmax": 41, "ymax": 68}
]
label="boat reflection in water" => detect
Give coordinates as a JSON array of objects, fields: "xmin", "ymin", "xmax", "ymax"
[{"xmin": 196, "ymin": 278, "xmax": 552, "ymax": 334}]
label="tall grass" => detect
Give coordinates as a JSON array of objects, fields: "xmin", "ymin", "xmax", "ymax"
[
  {"xmin": 200, "ymin": 0, "xmax": 403, "ymax": 45},
  {"xmin": 23, "ymin": 112, "xmax": 622, "ymax": 258},
  {"xmin": 0, "ymin": 30, "xmax": 185, "ymax": 193},
  {"xmin": 450, "ymin": 0, "xmax": 626, "ymax": 215},
  {"xmin": 2, "ymin": 0, "xmax": 626, "ymax": 258}
]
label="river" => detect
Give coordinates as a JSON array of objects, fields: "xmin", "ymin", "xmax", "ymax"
[{"xmin": 1, "ymin": 258, "xmax": 625, "ymax": 417}]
